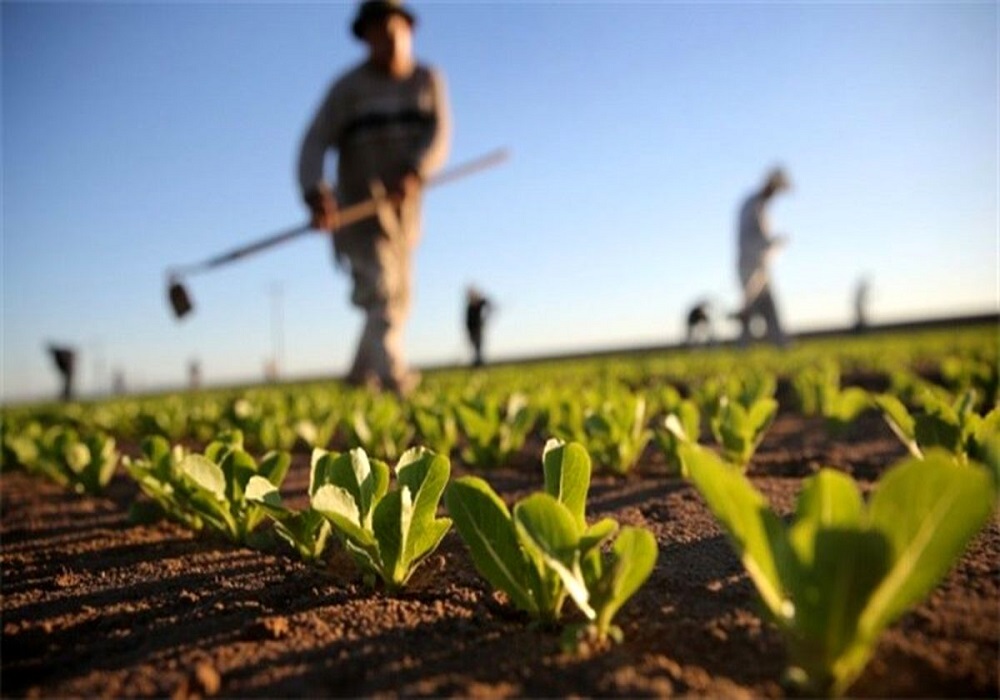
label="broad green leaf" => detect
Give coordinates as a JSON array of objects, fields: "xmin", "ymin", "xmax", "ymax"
[
  {"xmin": 592, "ymin": 527, "xmax": 658, "ymax": 636},
  {"xmin": 712, "ymin": 399, "xmax": 750, "ymax": 465},
  {"xmin": 455, "ymin": 402, "xmax": 495, "ymax": 440},
  {"xmin": 683, "ymin": 444, "xmax": 792, "ymax": 620},
  {"xmin": 748, "ymin": 398, "xmax": 779, "ymax": 439},
  {"xmin": 395, "ymin": 449, "xmax": 452, "ymax": 567},
  {"xmin": 861, "ymin": 452, "xmax": 995, "ymax": 637},
  {"xmin": 259, "ymin": 451, "xmax": 291, "ymax": 488},
  {"xmin": 786, "ymin": 529, "xmax": 892, "ymax": 697},
  {"xmin": 514, "ymin": 493, "xmax": 591, "ymax": 618},
  {"xmin": 580, "ymin": 517, "xmax": 619, "ymax": 555},
  {"xmin": 373, "ymin": 489, "xmax": 409, "ymax": 586},
  {"xmin": 141, "ymin": 435, "xmax": 172, "ymax": 465},
  {"xmin": 309, "ymin": 447, "xmax": 336, "ymax": 495},
  {"xmin": 663, "ymin": 413, "xmax": 689, "ymax": 442},
  {"xmin": 914, "ymin": 407, "xmax": 962, "ymax": 454},
  {"xmin": 178, "ymin": 454, "xmax": 237, "ymax": 537},
  {"xmin": 312, "ymin": 483, "xmax": 376, "ymax": 548},
  {"xmin": 93, "ymin": 436, "xmax": 118, "ymax": 491},
  {"xmin": 445, "ymin": 477, "xmax": 536, "ymax": 614},
  {"xmin": 542, "ymin": 439, "xmax": 591, "ymax": 530},
  {"xmin": 315, "ymin": 449, "xmax": 389, "ymax": 525},
  {"xmin": 245, "ymin": 474, "xmax": 287, "ymax": 514},
  {"xmin": 274, "ymin": 511, "xmax": 333, "ymax": 562},
  {"xmin": 513, "ymin": 493, "xmax": 581, "ymax": 556},
  {"xmin": 873, "ymin": 394, "xmax": 922, "ymax": 458},
  {"xmin": 827, "ymin": 387, "xmax": 869, "ymax": 425},
  {"xmin": 180, "ymin": 454, "xmax": 227, "ymax": 500},
  {"xmin": 396, "ymin": 448, "xmax": 450, "ymax": 526},
  {"xmin": 222, "ymin": 448, "xmax": 258, "ymax": 502},
  {"xmin": 247, "ymin": 476, "xmax": 331, "ymax": 561},
  {"xmin": 65, "ymin": 442, "xmax": 90, "ymax": 473},
  {"xmin": 788, "ymin": 469, "xmax": 864, "ymax": 564}
]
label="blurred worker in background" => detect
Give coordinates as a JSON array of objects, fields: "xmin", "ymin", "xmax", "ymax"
[
  {"xmin": 465, "ymin": 286, "xmax": 493, "ymax": 367},
  {"xmin": 734, "ymin": 167, "xmax": 791, "ymax": 347},
  {"xmin": 47, "ymin": 344, "xmax": 76, "ymax": 402},
  {"xmin": 685, "ymin": 299, "xmax": 714, "ymax": 346},
  {"xmin": 298, "ymin": 0, "xmax": 451, "ymax": 397},
  {"xmin": 853, "ymin": 276, "xmax": 871, "ymax": 333}
]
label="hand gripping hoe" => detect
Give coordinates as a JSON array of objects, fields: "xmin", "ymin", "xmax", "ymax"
[{"xmin": 166, "ymin": 148, "xmax": 509, "ymax": 319}]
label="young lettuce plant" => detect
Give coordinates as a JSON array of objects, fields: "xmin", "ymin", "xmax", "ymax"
[
  {"xmin": 793, "ymin": 363, "xmax": 872, "ymax": 434},
  {"xmin": 411, "ymin": 401, "xmax": 459, "ymax": 457},
  {"xmin": 345, "ymin": 394, "xmax": 416, "ymax": 462},
  {"xmin": 9, "ymin": 425, "xmax": 119, "ymax": 495},
  {"xmin": 293, "ymin": 411, "xmax": 340, "ymax": 452},
  {"xmin": 2, "ymin": 419, "xmax": 43, "ymax": 475},
  {"xmin": 874, "ymin": 390, "xmax": 999, "ymax": 479},
  {"xmin": 188, "ymin": 431, "xmax": 291, "ymax": 543},
  {"xmin": 55, "ymin": 429, "xmax": 120, "ymax": 495},
  {"xmin": 310, "ymin": 446, "xmax": 452, "ymax": 591},
  {"xmin": 652, "ymin": 399, "xmax": 701, "ymax": 477},
  {"xmin": 683, "ymin": 442, "xmax": 996, "ymax": 696},
  {"xmin": 245, "ymin": 449, "xmax": 336, "ymax": 563},
  {"xmin": 123, "ymin": 435, "xmax": 204, "ymax": 530},
  {"xmin": 695, "ymin": 371, "xmax": 777, "ymax": 424},
  {"xmin": 455, "ymin": 392, "xmax": 536, "ymax": 468},
  {"xmin": 445, "ymin": 440, "xmax": 658, "ymax": 646},
  {"xmin": 582, "ymin": 393, "xmax": 652, "ymax": 475},
  {"xmin": 709, "ymin": 395, "xmax": 778, "ymax": 469}
]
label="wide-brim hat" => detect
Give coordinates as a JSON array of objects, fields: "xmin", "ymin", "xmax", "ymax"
[{"xmin": 351, "ymin": 0, "xmax": 417, "ymax": 39}]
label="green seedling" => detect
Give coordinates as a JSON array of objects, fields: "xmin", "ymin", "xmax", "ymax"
[
  {"xmin": 652, "ymin": 399, "xmax": 701, "ymax": 476},
  {"xmin": 57, "ymin": 429, "xmax": 119, "ymax": 495},
  {"xmin": 345, "ymin": 394, "xmax": 416, "ymax": 462},
  {"xmin": 684, "ymin": 442, "xmax": 996, "ymax": 696},
  {"xmin": 874, "ymin": 390, "xmax": 999, "ymax": 479},
  {"xmin": 696, "ymin": 371, "xmax": 777, "ymax": 423},
  {"xmin": 940, "ymin": 355, "xmax": 998, "ymax": 410},
  {"xmin": 293, "ymin": 411, "xmax": 340, "ymax": 451},
  {"xmin": 245, "ymin": 469, "xmax": 333, "ymax": 563},
  {"xmin": 583, "ymin": 393, "xmax": 652, "ymax": 475},
  {"xmin": 124, "ymin": 435, "xmax": 204, "ymax": 530},
  {"xmin": 6, "ymin": 423, "xmax": 119, "ymax": 495},
  {"xmin": 310, "ymin": 446, "xmax": 452, "ymax": 591},
  {"xmin": 793, "ymin": 362, "xmax": 871, "ymax": 434},
  {"xmin": 2, "ymin": 420, "xmax": 43, "ymax": 473},
  {"xmin": 709, "ymin": 395, "xmax": 778, "ymax": 469},
  {"xmin": 411, "ymin": 401, "xmax": 459, "ymax": 457},
  {"xmin": 125, "ymin": 431, "xmax": 290, "ymax": 543},
  {"xmin": 455, "ymin": 392, "xmax": 536, "ymax": 468},
  {"xmin": 446, "ymin": 440, "xmax": 658, "ymax": 646}
]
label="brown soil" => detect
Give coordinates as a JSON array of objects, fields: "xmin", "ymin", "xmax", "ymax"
[{"xmin": 2, "ymin": 407, "xmax": 997, "ymax": 698}]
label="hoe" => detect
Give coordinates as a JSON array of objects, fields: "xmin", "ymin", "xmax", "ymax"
[{"xmin": 166, "ymin": 148, "xmax": 509, "ymax": 319}]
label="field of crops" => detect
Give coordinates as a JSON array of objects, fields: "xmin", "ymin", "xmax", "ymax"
[{"xmin": 2, "ymin": 324, "xmax": 997, "ymax": 698}]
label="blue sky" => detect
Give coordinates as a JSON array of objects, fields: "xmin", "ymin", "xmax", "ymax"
[{"xmin": 2, "ymin": 1, "xmax": 997, "ymax": 401}]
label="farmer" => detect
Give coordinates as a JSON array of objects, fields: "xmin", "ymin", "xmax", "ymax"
[
  {"xmin": 853, "ymin": 276, "xmax": 871, "ymax": 333},
  {"xmin": 734, "ymin": 167, "xmax": 791, "ymax": 347},
  {"xmin": 47, "ymin": 344, "xmax": 76, "ymax": 402},
  {"xmin": 298, "ymin": 0, "xmax": 451, "ymax": 396},
  {"xmin": 685, "ymin": 299, "xmax": 713, "ymax": 346},
  {"xmin": 465, "ymin": 286, "xmax": 493, "ymax": 367}
]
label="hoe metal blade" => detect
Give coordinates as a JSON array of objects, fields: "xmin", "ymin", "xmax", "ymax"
[{"xmin": 168, "ymin": 277, "xmax": 194, "ymax": 319}]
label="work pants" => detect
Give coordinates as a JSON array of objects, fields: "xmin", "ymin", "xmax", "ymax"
[
  {"xmin": 340, "ymin": 202, "xmax": 417, "ymax": 391},
  {"xmin": 739, "ymin": 283, "xmax": 787, "ymax": 346}
]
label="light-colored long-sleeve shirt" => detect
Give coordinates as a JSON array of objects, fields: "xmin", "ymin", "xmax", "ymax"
[
  {"xmin": 298, "ymin": 60, "xmax": 451, "ymax": 211},
  {"xmin": 737, "ymin": 191, "xmax": 780, "ymax": 294}
]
